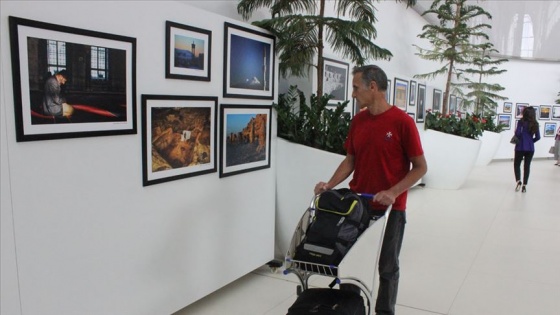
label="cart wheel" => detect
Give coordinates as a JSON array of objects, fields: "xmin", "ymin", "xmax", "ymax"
[
  {"xmin": 266, "ymin": 259, "xmax": 283, "ymax": 274},
  {"xmin": 296, "ymin": 285, "xmax": 302, "ymax": 296}
]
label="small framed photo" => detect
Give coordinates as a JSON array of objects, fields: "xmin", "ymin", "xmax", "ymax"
[
  {"xmin": 432, "ymin": 89, "xmax": 442, "ymax": 112},
  {"xmin": 416, "ymin": 84, "xmax": 426, "ymax": 122},
  {"xmin": 503, "ymin": 102, "xmax": 512, "ymax": 113},
  {"xmin": 449, "ymin": 95, "xmax": 457, "ymax": 114},
  {"xmin": 323, "ymin": 57, "xmax": 349, "ymax": 105},
  {"xmin": 409, "ymin": 80, "xmax": 417, "ymax": 106},
  {"xmin": 552, "ymin": 105, "xmax": 560, "ymax": 121},
  {"xmin": 544, "ymin": 122, "xmax": 557, "ymax": 137},
  {"xmin": 393, "ymin": 78, "xmax": 408, "ymax": 111},
  {"xmin": 539, "ymin": 105, "xmax": 551, "ymax": 120},
  {"xmin": 386, "ymin": 79, "xmax": 391, "ymax": 104},
  {"xmin": 142, "ymin": 95, "xmax": 217, "ymax": 186},
  {"xmin": 165, "ymin": 21, "xmax": 211, "ymax": 81},
  {"xmin": 498, "ymin": 114, "xmax": 512, "ymax": 130},
  {"xmin": 9, "ymin": 16, "xmax": 136, "ymax": 142},
  {"xmin": 223, "ymin": 22, "xmax": 275, "ymax": 99},
  {"xmin": 219, "ymin": 105, "xmax": 272, "ymax": 178},
  {"xmin": 516, "ymin": 103, "xmax": 529, "ymax": 119}
]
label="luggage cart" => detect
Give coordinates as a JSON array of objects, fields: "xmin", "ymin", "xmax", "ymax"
[{"xmin": 284, "ymin": 193, "xmax": 392, "ymax": 315}]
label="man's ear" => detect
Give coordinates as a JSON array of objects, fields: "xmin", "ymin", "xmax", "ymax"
[{"xmin": 369, "ymin": 80, "xmax": 378, "ymax": 92}]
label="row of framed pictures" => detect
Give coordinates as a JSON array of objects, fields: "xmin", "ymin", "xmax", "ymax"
[
  {"xmin": 9, "ymin": 16, "xmax": 276, "ymax": 142},
  {"xmin": 503, "ymin": 102, "xmax": 560, "ymax": 121},
  {"xmin": 142, "ymin": 96, "xmax": 270, "ymax": 185},
  {"xmin": 496, "ymin": 114, "xmax": 558, "ymax": 136}
]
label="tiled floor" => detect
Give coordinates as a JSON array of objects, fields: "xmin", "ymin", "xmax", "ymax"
[{"xmin": 175, "ymin": 159, "xmax": 560, "ymax": 315}]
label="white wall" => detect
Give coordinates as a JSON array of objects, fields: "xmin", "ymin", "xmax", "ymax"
[{"xmin": 1, "ymin": 1, "xmax": 276, "ymax": 315}]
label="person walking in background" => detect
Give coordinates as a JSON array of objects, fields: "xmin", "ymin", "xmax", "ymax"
[
  {"xmin": 554, "ymin": 126, "xmax": 560, "ymax": 166},
  {"xmin": 513, "ymin": 106, "xmax": 540, "ymax": 193},
  {"xmin": 314, "ymin": 65, "xmax": 427, "ymax": 315}
]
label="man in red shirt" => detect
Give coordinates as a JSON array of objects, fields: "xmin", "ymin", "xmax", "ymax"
[{"xmin": 315, "ymin": 65, "xmax": 427, "ymax": 315}]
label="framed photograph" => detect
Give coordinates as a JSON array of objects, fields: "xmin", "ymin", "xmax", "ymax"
[
  {"xmin": 142, "ymin": 95, "xmax": 217, "ymax": 186},
  {"xmin": 552, "ymin": 105, "xmax": 560, "ymax": 121},
  {"xmin": 497, "ymin": 114, "xmax": 512, "ymax": 130},
  {"xmin": 9, "ymin": 16, "xmax": 136, "ymax": 142},
  {"xmin": 516, "ymin": 103, "xmax": 529, "ymax": 119},
  {"xmin": 165, "ymin": 21, "xmax": 211, "ymax": 81},
  {"xmin": 543, "ymin": 122, "xmax": 557, "ymax": 137},
  {"xmin": 449, "ymin": 95, "xmax": 457, "ymax": 114},
  {"xmin": 432, "ymin": 89, "xmax": 442, "ymax": 112},
  {"xmin": 223, "ymin": 22, "xmax": 275, "ymax": 99},
  {"xmin": 219, "ymin": 105, "xmax": 272, "ymax": 178},
  {"xmin": 456, "ymin": 97, "xmax": 463, "ymax": 111},
  {"xmin": 409, "ymin": 80, "xmax": 416, "ymax": 105},
  {"xmin": 503, "ymin": 101, "xmax": 512, "ymax": 113},
  {"xmin": 393, "ymin": 78, "xmax": 408, "ymax": 110},
  {"xmin": 539, "ymin": 105, "xmax": 551, "ymax": 120},
  {"xmin": 416, "ymin": 84, "xmax": 426, "ymax": 122},
  {"xmin": 386, "ymin": 79, "xmax": 391, "ymax": 104},
  {"xmin": 323, "ymin": 57, "xmax": 349, "ymax": 105}
]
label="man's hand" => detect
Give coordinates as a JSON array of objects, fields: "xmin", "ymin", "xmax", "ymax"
[
  {"xmin": 373, "ymin": 190, "xmax": 396, "ymax": 206},
  {"xmin": 314, "ymin": 182, "xmax": 330, "ymax": 195}
]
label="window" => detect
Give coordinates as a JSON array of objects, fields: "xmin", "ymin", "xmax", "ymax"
[
  {"xmin": 520, "ymin": 14, "xmax": 534, "ymax": 58},
  {"xmin": 91, "ymin": 46, "xmax": 108, "ymax": 80},
  {"xmin": 47, "ymin": 40, "xmax": 66, "ymax": 74}
]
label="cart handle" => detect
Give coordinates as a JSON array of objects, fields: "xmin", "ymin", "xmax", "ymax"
[{"xmin": 357, "ymin": 193, "xmax": 375, "ymax": 199}]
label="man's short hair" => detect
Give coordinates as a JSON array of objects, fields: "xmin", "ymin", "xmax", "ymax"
[
  {"xmin": 56, "ymin": 70, "xmax": 68, "ymax": 79},
  {"xmin": 352, "ymin": 65, "xmax": 388, "ymax": 92}
]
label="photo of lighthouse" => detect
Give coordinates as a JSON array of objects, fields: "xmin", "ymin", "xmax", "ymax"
[{"xmin": 166, "ymin": 21, "xmax": 212, "ymax": 81}]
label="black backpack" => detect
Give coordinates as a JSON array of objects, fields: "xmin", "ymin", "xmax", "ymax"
[{"xmin": 294, "ymin": 188, "xmax": 371, "ymax": 268}]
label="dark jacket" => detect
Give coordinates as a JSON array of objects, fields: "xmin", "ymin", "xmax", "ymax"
[{"xmin": 514, "ymin": 120, "xmax": 540, "ymax": 151}]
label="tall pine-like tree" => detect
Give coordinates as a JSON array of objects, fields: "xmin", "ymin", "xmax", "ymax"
[
  {"xmin": 413, "ymin": 0, "xmax": 492, "ymax": 115},
  {"xmin": 237, "ymin": 0, "xmax": 416, "ymax": 98}
]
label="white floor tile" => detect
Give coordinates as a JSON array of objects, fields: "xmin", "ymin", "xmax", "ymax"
[{"xmin": 172, "ymin": 160, "xmax": 560, "ymax": 315}]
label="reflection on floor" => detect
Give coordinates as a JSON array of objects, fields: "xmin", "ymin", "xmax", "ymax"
[{"xmin": 175, "ymin": 159, "xmax": 560, "ymax": 315}]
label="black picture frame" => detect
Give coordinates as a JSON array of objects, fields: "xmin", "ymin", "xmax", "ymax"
[
  {"xmin": 433, "ymin": 89, "xmax": 442, "ymax": 112},
  {"xmin": 393, "ymin": 78, "xmax": 408, "ymax": 111},
  {"xmin": 223, "ymin": 22, "xmax": 275, "ymax": 99},
  {"xmin": 323, "ymin": 57, "xmax": 349, "ymax": 105},
  {"xmin": 409, "ymin": 80, "xmax": 417, "ymax": 106},
  {"xmin": 165, "ymin": 21, "xmax": 211, "ymax": 81},
  {"xmin": 9, "ymin": 16, "xmax": 137, "ymax": 142},
  {"xmin": 219, "ymin": 104, "xmax": 272, "ymax": 178},
  {"xmin": 416, "ymin": 84, "xmax": 426, "ymax": 122},
  {"xmin": 551, "ymin": 105, "xmax": 560, "ymax": 121},
  {"xmin": 141, "ymin": 95, "xmax": 217, "ymax": 186}
]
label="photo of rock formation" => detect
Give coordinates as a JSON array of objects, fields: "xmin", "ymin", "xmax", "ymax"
[{"xmin": 225, "ymin": 113, "xmax": 267, "ymax": 167}]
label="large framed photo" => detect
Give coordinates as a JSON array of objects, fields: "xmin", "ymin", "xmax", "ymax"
[
  {"xmin": 323, "ymin": 57, "xmax": 349, "ymax": 105},
  {"xmin": 219, "ymin": 105, "xmax": 271, "ymax": 178},
  {"xmin": 497, "ymin": 114, "xmax": 512, "ymax": 130},
  {"xmin": 393, "ymin": 78, "xmax": 408, "ymax": 110},
  {"xmin": 433, "ymin": 89, "xmax": 442, "ymax": 112},
  {"xmin": 9, "ymin": 16, "xmax": 136, "ymax": 142},
  {"xmin": 416, "ymin": 84, "xmax": 426, "ymax": 122},
  {"xmin": 165, "ymin": 21, "xmax": 211, "ymax": 81},
  {"xmin": 223, "ymin": 22, "xmax": 275, "ymax": 99},
  {"xmin": 142, "ymin": 95, "xmax": 217, "ymax": 186},
  {"xmin": 503, "ymin": 102, "xmax": 512, "ymax": 113},
  {"xmin": 552, "ymin": 105, "xmax": 560, "ymax": 121},
  {"xmin": 539, "ymin": 105, "xmax": 551, "ymax": 120},
  {"xmin": 544, "ymin": 122, "xmax": 557, "ymax": 137},
  {"xmin": 409, "ymin": 80, "xmax": 416, "ymax": 106}
]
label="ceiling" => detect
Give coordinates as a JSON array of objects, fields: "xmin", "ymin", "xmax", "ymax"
[{"xmin": 412, "ymin": 0, "xmax": 560, "ymax": 61}]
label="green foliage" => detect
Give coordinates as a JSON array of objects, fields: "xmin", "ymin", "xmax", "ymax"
[
  {"xmin": 556, "ymin": 92, "xmax": 560, "ymax": 104},
  {"xmin": 424, "ymin": 110, "xmax": 484, "ymax": 139},
  {"xmin": 238, "ymin": 0, "xmax": 417, "ymax": 97},
  {"xmin": 274, "ymin": 86, "xmax": 351, "ymax": 155},
  {"xmin": 414, "ymin": 0, "xmax": 494, "ymax": 115},
  {"xmin": 474, "ymin": 113, "xmax": 506, "ymax": 133}
]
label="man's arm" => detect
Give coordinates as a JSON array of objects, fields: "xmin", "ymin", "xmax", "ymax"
[
  {"xmin": 314, "ymin": 154, "xmax": 355, "ymax": 195},
  {"xmin": 374, "ymin": 154, "xmax": 428, "ymax": 206}
]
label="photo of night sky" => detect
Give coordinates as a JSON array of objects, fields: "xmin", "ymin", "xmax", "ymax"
[{"xmin": 229, "ymin": 34, "xmax": 271, "ymax": 91}]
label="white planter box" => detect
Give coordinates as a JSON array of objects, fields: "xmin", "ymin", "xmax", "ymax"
[
  {"xmin": 421, "ymin": 129, "xmax": 481, "ymax": 190},
  {"xmin": 476, "ymin": 131, "xmax": 502, "ymax": 166}
]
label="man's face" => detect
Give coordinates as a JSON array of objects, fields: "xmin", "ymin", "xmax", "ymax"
[
  {"xmin": 352, "ymin": 73, "xmax": 373, "ymax": 109},
  {"xmin": 56, "ymin": 75, "xmax": 67, "ymax": 85}
]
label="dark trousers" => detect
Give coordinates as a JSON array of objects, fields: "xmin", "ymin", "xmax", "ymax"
[{"xmin": 514, "ymin": 150, "xmax": 535, "ymax": 185}]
